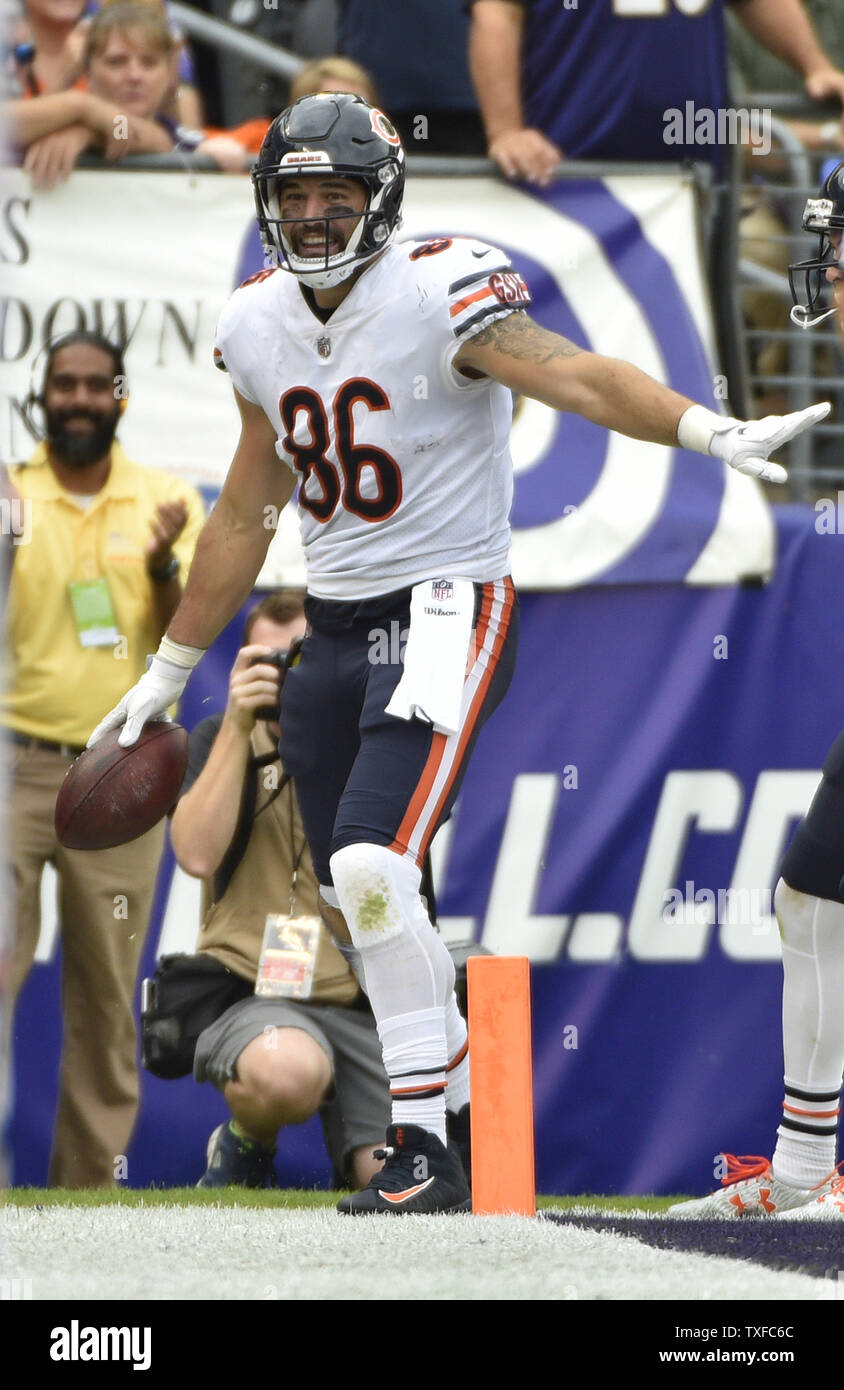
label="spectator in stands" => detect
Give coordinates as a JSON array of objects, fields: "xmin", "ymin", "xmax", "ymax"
[
  {"xmin": 93, "ymin": 0, "xmax": 205, "ymax": 128},
  {"xmin": 3, "ymin": 2, "xmax": 260, "ymax": 183},
  {"xmin": 336, "ymin": 0, "xmax": 486, "ymax": 155},
  {"xmin": 728, "ymin": 0, "xmax": 844, "ymax": 152},
  {"xmin": 5, "ymin": 0, "xmax": 87, "ymax": 97},
  {"xmin": 2, "ymin": 330, "xmax": 205, "ymax": 1187},
  {"xmin": 288, "ymin": 53, "xmax": 375, "ymax": 105},
  {"xmin": 468, "ymin": 0, "xmax": 844, "ymax": 184},
  {"xmin": 165, "ymin": 591, "xmax": 390, "ymax": 1189},
  {"xmin": 4, "ymin": 0, "xmax": 202, "ymax": 123}
]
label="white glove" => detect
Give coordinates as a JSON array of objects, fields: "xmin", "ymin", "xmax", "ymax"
[
  {"xmin": 677, "ymin": 402, "xmax": 831, "ymax": 484},
  {"xmin": 88, "ymin": 637, "xmax": 205, "ymax": 748}
]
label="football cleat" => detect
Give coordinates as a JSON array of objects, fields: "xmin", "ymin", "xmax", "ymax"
[
  {"xmin": 446, "ymin": 1104, "xmax": 472, "ymax": 1189},
  {"xmin": 196, "ymin": 1121, "xmax": 278, "ymax": 1189},
  {"xmin": 667, "ymin": 1154, "xmax": 830, "ymax": 1218},
  {"xmin": 337, "ymin": 1123, "xmax": 471, "ymax": 1215},
  {"xmin": 775, "ymin": 1168, "xmax": 844, "ymax": 1219}
]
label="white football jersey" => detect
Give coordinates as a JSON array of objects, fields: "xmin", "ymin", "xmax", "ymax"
[{"xmin": 214, "ymin": 236, "xmax": 532, "ymax": 600}]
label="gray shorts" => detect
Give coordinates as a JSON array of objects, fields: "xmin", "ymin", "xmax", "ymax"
[{"xmin": 194, "ymin": 995, "xmax": 390, "ymax": 1182}]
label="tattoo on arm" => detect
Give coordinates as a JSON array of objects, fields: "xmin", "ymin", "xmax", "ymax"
[{"xmin": 469, "ymin": 312, "xmax": 583, "ymax": 363}]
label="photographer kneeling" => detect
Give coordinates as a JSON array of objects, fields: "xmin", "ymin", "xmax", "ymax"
[{"xmin": 160, "ymin": 590, "xmax": 390, "ymax": 1188}]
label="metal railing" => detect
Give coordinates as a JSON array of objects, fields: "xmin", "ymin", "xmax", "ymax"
[{"xmin": 168, "ymin": 2, "xmax": 304, "ymax": 81}]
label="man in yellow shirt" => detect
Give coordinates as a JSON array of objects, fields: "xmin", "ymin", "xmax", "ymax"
[{"xmin": 3, "ymin": 330, "xmax": 205, "ymax": 1187}]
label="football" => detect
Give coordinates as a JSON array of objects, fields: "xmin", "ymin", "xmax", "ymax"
[{"xmin": 54, "ymin": 721, "xmax": 189, "ymax": 850}]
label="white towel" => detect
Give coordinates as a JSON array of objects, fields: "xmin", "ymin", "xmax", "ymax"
[{"xmin": 385, "ymin": 578, "xmax": 475, "ymax": 736}]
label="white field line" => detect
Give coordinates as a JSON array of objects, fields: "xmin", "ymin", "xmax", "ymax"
[{"xmin": 0, "ymin": 1204, "xmax": 832, "ymax": 1302}]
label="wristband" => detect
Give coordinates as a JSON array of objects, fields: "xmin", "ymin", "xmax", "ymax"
[
  {"xmin": 676, "ymin": 404, "xmax": 734, "ymax": 455},
  {"xmin": 157, "ymin": 634, "xmax": 207, "ymax": 671},
  {"xmin": 147, "ymin": 555, "xmax": 180, "ymax": 583}
]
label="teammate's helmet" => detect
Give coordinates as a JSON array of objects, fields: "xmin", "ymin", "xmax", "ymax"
[
  {"xmin": 252, "ymin": 93, "xmax": 406, "ymax": 290},
  {"xmin": 788, "ymin": 161, "xmax": 844, "ymax": 328}
]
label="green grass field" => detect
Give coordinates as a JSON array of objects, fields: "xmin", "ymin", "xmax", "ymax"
[{"xmin": 3, "ymin": 1187, "xmax": 683, "ymax": 1211}]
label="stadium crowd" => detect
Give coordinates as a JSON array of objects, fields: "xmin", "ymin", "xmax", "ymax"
[{"xmin": 1, "ymin": 0, "xmax": 844, "ymax": 1212}]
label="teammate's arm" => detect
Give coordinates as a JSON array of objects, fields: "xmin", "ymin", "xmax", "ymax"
[{"xmin": 455, "ymin": 311, "xmax": 829, "ymax": 478}]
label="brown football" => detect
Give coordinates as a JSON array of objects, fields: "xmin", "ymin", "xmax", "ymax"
[{"xmin": 54, "ymin": 721, "xmax": 189, "ymax": 850}]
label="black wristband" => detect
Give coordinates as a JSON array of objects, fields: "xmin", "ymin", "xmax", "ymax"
[{"xmin": 147, "ymin": 555, "xmax": 180, "ymax": 583}]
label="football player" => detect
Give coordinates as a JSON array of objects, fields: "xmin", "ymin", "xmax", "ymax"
[
  {"xmin": 669, "ymin": 163, "xmax": 844, "ymax": 1220},
  {"xmin": 90, "ymin": 94, "xmax": 831, "ymax": 1216}
]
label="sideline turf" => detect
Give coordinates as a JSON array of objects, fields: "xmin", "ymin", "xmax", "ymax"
[{"xmin": 3, "ymin": 1188, "xmax": 682, "ymax": 1211}]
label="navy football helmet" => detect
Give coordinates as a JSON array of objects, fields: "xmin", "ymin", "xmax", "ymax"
[
  {"xmin": 252, "ymin": 93, "xmax": 406, "ymax": 289},
  {"xmin": 789, "ymin": 160, "xmax": 844, "ymax": 328}
]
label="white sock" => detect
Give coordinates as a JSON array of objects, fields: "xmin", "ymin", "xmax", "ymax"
[
  {"xmin": 378, "ymin": 1008, "xmax": 447, "ymax": 1143},
  {"xmin": 444, "ymin": 993, "xmax": 470, "ymax": 1112},
  {"xmin": 771, "ymin": 881, "xmax": 844, "ymax": 1186},
  {"xmin": 330, "ymin": 842, "xmax": 456, "ymax": 1144},
  {"xmin": 773, "ymin": 1124, "xmax": 837, "ymax": 1189}
]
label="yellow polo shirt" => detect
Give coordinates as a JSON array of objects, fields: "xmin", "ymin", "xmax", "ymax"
[{"xmin": 3, "ymin": 443, "xmax": 206, "ymax": 747}]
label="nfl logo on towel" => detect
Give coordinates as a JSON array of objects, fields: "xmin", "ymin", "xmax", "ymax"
[{"xmin": 432, "ymin": 579, "xmax": 453, "ymax": 601}]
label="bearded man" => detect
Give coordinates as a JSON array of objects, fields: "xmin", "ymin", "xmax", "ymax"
[{"xmin": 2, "ymin": 330, "xmax": 204, "ymax": 1187}]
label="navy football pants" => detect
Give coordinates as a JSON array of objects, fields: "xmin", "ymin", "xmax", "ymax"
[{"xmin": 279, "ymin": 577, "xmax": 518, "ymax": 886}]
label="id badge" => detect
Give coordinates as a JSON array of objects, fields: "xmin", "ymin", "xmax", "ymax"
[
  {"xmin": 255, "ymin": 914, "xmax": 321, "ymax": 1000},
  {"xmin": 68, "ymin": 577, "xmax": 120, "ymax": 648}
]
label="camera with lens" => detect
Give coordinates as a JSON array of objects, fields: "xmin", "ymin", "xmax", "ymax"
[{"xmin": 248, "ymin": 648, "xmax": 287, "ymax": 722}]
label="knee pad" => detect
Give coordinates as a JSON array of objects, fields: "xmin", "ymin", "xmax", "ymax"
[
  {"xmin": 330, "ymin": 842, "xmax": 456, "ymax": 1007},
  {"xmin": 329, "ymin": 842, "xmax": 422, "ymax": 951}
]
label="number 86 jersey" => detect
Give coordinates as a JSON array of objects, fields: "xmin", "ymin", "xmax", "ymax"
[{"xmin": 214, "ymin": 236, "xmax": 532, "ymax": 601}]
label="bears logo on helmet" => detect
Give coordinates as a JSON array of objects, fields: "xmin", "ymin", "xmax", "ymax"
[
  {"xmin": 789, "ymin": 160, "xmax": 844, "ymax": 329},
  {"xmin": 252, "ymin": 93, "xmax": 406, "ymax": 291}
]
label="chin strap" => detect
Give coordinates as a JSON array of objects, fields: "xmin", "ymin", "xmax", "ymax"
[{"xmin": 790, "ymin": 303, "xmax": 840, "ymax": 329}]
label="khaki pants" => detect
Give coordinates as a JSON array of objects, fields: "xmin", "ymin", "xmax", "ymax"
[{"xmin": 8, "ymin": 740, "xmax": 165, "ymax": 1187}]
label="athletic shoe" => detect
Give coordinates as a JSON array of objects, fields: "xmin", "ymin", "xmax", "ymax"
[
  {"xmin": 775, "ymin": 1169, "xmax": 844, "ymax": 1219},
  {"xmin": 447, "ymin": 1104, "xmax": 472, "ymax": 1189},
  {"xmin": 337, "ymin": 1123, "xmax": 472, "ymax": 1215},
  {"xmin": 667, "ymin": 1154, "xmax": 823, "ymax": 1218},
  {"xmin": 196, "ymin": 1121, "xmax": 278, "ymax": 1189}
]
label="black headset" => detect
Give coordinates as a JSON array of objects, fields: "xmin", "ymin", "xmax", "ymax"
[{"xmin": 22, "ymin": 331, "xmax": 129, "ymax": 440}]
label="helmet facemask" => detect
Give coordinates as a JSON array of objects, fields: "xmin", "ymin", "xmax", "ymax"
[
  {"xmin": 789, "ymin": 197, "xmax": 844, "ymax": 329},
  {"xmin": 254, "ymin": 160, "xmax": 401, "ymax": 290},
  {"xmin": 252, "ymin": 95, "xmax": 406, "ymax": 291}
]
